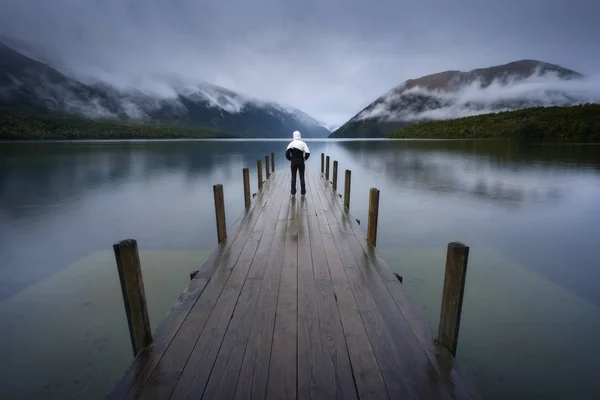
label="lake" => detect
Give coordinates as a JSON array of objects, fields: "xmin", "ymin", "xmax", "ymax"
[{"xmin": 1, "ymin": 139, "xmax": 599, "ymax": 399}]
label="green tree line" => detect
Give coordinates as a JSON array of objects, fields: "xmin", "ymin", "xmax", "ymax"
[
  {"xmin": 0, "ymin": 109, "xmax": 237, "ymax": 140},
  {"xmin": 389, "ymin": 104, "xmax": 600, "ymax": 141}
]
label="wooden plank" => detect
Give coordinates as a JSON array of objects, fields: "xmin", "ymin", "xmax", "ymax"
[
  {"xmin": 234, "ymin": 218, "xmax": 288, "ymax": 399},
  {"xmin": 313, "ymin": 175, "xmax": 349, "ymax": 234},
  {"xmin": 266, "ymin": 196, "xmax": 298, "ymax": 399},
  {"xmin": 314, "ymin": 172, "xmax": 480, "ymax": 399},
  {"xmin": 199, "ymin": 277, "xmax": 263, "ymax": 399},
  {"xmin": 297, "ymin": 210, "xmax": 330, "ymax": 398},
  {"xmin": 247, "ymin": 175, "xmax": 288, "ymax": 280},
  {"xmin": 319, "ymin": 232, "xmax": 390, "ymax": 399},
  {"xmin": 195, "ymin": 171, "xmax": 280, "ymax": 280},
  {"xmin": 135, "ymin": 183, "xmax": 276, "ymax": 398},
  {"xmin": 109, "ymin": 174, "xmax": 280, "ymax": 399},
  {"xmin": 385, "ymin": 282, "xmax": 482, "ymax": 399},
  {"xmin": 107, "ymin": 278, "xmax": 209, "ymax": 400},
  {"xmin": 312, "ymin": 174, "xmax": 447, "ymax": 398},
  {"xmin": 305, "ymin": 180, "xmax": 330, "ymax": 282},
  {"xmin": 328, "ymin": 230, "xmax": 426, "ymax": 399},
  {"xmin": 341, "ymin": 232, "xmax": 453, "ymax": 400},
  {"xmin": 307, "ymin": 172, "xmax": 331, "ymax": 234},
  {"xmin": 168, "ymin": 230, "xmax": 263, "ymax": 398}
]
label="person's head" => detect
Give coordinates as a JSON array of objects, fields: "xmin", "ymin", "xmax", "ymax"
[{"xmin": 293, "ymin": 130, "xmax": 301, "ymax": 140}]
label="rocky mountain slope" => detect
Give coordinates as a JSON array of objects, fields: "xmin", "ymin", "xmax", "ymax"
[
  {"xmin": 0, "ymin": 42, "xmax": 330, "ymax": 138},
  {"xmin": 330, "ymin": 60, "xmax": 594, "ymax": 138}
]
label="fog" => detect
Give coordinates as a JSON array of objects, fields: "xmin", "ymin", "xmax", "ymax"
[
  {"xmin": 357, "ymin": 72, "xmax": 600, "ymax": 122},
  {"xmin": 1, "ymin": 0, "xmax": 599, "ymax": 127}
]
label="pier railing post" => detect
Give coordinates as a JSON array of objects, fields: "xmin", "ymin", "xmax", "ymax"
[
  {"xmin": 366, "ymin": 188, "xmax": 380, "ymax": 246},
  {"xmin": 325, "ymin": 156, "xmax": 330, "ymax": 181},
  {"xmin": 243, "ymin": 168, "xmax": 251, "ymax": 209},
  {"xmin": 113, "ymin": 239, "xmax": 153, "ymax": 357},
  {"xmin": 213, "ymin": 184, "xmax": 227, "ymax": 243},
  {"xmin": 271, "ymin": 152, "xmax": 275, "ymax": 172},
  {"xmin": 265, "ymin": 155, "xmax": 271, "ymax": 179},
  {"xmin": 437, "ymin": 242, "xmax": 470, "ymax": 357},
  {"xmin": 257, "ymin": 160, "xmax": 263, "ymax": 191},
  {"xmin": 343, "ymin": 169, "xmax": 351, "ymax": 209},
  {"xmin": 332, "ymin": 160, "xmax": 338, "ymax": 191},
  {"xmin": 321, "ymin": 153, "xmax": 324, "ymax": 175}
]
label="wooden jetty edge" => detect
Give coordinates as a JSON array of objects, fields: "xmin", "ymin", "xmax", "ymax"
[{"xmin": 109, "ymin": 153, "xmax": 481, "ymax": 399}]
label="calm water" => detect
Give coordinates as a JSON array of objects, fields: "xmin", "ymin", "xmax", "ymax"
[{"xmin": 1, "ymin": 139, "xmax": 599, "ymax": 399}]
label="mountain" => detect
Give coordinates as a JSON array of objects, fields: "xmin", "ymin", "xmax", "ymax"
[
  {"xmin": 330, "ymin": 60, "xmax": 594, "ymax": 138},
  {"xmin": 0, "ymin": 41, "xmax": 330, "ymax": 138}
]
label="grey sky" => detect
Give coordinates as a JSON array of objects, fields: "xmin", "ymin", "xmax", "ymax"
[{"xmin": 1, "ymin": 0, "xmax": 599, "ymax": 128}]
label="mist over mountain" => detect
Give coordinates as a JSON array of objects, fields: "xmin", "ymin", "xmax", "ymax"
[
  {"xmin": 330, "ymin": 60, "xmax": 600, "ymax": 138},
  {"xmin": 0, "ymin": 42, "xmax": 331, "ymax": 138}
]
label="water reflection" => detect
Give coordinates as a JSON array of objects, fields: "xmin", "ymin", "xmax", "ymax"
[
  {"xmin": 1, "ymin": 139, "xmax": 599, "ymax": 400},
  {"xmin": 0, "ymin": 140, "xmax": 297, "ymax": 300},
  {"xmin": 335, "ymin": 140, "xmax": 600, "ymax": 207}
]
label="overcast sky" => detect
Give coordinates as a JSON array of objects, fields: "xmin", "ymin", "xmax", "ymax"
[{"xmin": 1, "ymin": 0, "xmax": 599, "ymax": 128}]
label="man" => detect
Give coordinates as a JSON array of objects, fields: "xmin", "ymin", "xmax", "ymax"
[{"xmin": 285, "ymin": 130, "xmax": 310, "ymax": 196}]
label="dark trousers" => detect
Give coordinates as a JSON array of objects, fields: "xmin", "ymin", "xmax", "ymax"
[{"xmin": 290, "ymin": 159, "xmax": 306, "ymax": 195}]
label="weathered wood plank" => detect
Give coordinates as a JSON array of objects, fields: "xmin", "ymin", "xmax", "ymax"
[
  {"xmin": 306, "ymin": 177, "xmax": 360, "ymax": 400},
  {"xmin": 234, "ymin": 218, "xmax": 288, "ymax": 399},
  {"xmin": 107, "ymin": 278, "xmax": 209, "ymax": 400},
  {"xmin": 313, "ymin": 172, "xmax": 480, "ymax": 399},
  {"xmin": 297, "ymin": 210, "xmax": 330, "ymax": 398},
  {"xmin": 135, "ymin": 180, "xmax": 278, "ymax": 398},
  {"xmin": 200, "ymin": 277, "xmax": 263, "ymax": 399},
  {"xmin": 195, "ymin": 171, "xmax": 280, "ymax": 280},
  {"xmin": 266, "ymin": 197, "xmax": 298, "ymax": 399},
  {"xmin": 168, "ymin": 230, "xmax": 263, "ymax": 398},
  {"xmin": 247, "ymin": 174, "xmax": 288, "ymax": 280},
  {"xmin": 321, "ymin": 233, "xmax": 392, "ymax": 399}
]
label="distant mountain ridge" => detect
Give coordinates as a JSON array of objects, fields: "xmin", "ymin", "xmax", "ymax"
[
  {"xmin": 330, "ymin": 59, "xmax": 594, "ymax": 138},
  {"xmin": 0, "ymin": 41, "xmax": 331, "ymax": 138}
]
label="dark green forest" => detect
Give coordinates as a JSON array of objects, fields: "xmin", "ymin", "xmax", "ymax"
[
  {"xmin": 389, "ymin": 104, "xmax": 600, "ymax": 141},
  {"xmin": 0, "ymin": 109, "xmax": 236, "ymax": 140}
]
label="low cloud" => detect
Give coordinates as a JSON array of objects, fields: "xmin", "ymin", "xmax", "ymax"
[{"xmin": 358, "ymin": 71, "xmax": 600, "ymax": 122}]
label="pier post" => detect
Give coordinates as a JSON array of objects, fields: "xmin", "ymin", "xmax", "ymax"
[
  {"xmin": 213, "ymin": 184, "xmax": 227, "ymax": 243},
  {"xmin": 367, "ymin": 188, "xmax": 380, "ymax": 247},
  {"xmin": 321, "ymin": 153, "xmax": 324, "ymax": 175},
  {"xmin": 332, "ymin": 160, "xmax": 338, "ymax": 191},
  {"xmin": 271, "ymin": 152, "xmax": 275, "ymax": 172},
  {"xmin": 257, "ymin": 160, "xmax": 263, "ymax": 191},
  {"xmin": 265, "ymin": 155, "xmax": 271, "ymax": 179},
  {"xmin": 325, "ymin": 156, "xmax": 330, "ymax": 181},
  {"xmin": 243, "ymin": 168, "xmax": 251, "ymax": 209},
  {"xmin": 343, "ymin": 169, "xmax": 351, "ymax": 209},
  {"xmin": 438, "ymin": 242, "xmax": 470, "ymax": 357},
  {"xmin": 113, "ymin": 239, "xmax": 153, "ymax": 357}
]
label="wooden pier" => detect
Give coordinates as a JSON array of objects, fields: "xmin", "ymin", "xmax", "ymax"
[{"xmin": 109, "ymin": 153, "xmax": 480, "ymax": 399}]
